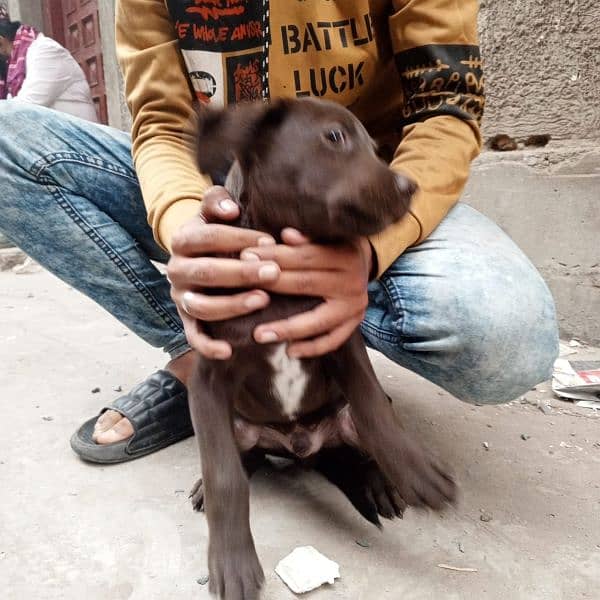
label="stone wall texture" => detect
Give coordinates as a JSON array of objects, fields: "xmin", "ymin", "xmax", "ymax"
[{"xmin": 478, "ymin": 0, "xmax": 600, "ymax": 142}]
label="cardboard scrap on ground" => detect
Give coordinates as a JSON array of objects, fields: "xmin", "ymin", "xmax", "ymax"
[
  {"xmin": 275, "ymin": 546, "xmax": 340, "ymax": 594},
  {"xmin": 552, "ymin": 357, "xmax": 600, "ymax": 409}
]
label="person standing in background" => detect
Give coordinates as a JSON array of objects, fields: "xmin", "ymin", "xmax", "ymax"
[{"xmin": 0, "ymin": 7, "xmax": 98, "ymax": 122}]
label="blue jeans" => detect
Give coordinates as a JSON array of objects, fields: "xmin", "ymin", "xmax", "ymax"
[{"xmin": 0, "ymin": 102, "xmax": 559, "ymax": 404}]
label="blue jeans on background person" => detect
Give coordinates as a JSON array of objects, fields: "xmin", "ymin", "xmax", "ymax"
[{"xmin": 0, "ymin": 102, "xmax": 559, "ymax": 404}]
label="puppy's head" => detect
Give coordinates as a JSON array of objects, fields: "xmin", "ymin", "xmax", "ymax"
[{"xmin": 195, "ymin": 98, "xmax": 415, "ymax": 241}]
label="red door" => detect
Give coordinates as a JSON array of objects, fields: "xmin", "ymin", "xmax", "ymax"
[{"xmin": 41, "ymin": 0, "xmax": 107, "ymax": 123}]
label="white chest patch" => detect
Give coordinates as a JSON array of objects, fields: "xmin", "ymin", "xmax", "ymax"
[{"xmin": 268, "ymin": 343, "xmax": 308, "ymax": 418}]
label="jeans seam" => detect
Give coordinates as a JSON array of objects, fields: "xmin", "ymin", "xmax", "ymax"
[
  {"xmin": 379, "ymin": 274, "xmax": 408, "ymax": 347},
  {"xmin": 360, "ymin": 320, "xmax": 398, "ymax": 344},
  {"xmin": 31, "ymin": 155, "xmax": 183, "ymax": 335},
  {"xmin": 29, "ymin": 152, "xmax": 138, "ymax": 183},
  {"xmin": 167, "ymin": 338, "xmax": 192, "ymax": 359}
]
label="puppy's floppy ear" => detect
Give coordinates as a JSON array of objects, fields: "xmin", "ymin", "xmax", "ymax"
[{"xmin": 195, "ymin": 100, "xmax": 290, "ymax": 179}]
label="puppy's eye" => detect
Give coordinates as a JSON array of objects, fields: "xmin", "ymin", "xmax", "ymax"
[{"xmin": 325, "ymin": 129, "xmax": 345, "ymax": 144}]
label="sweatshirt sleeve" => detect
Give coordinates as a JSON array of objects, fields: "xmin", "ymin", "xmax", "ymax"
[
  {"xmin": 116, "ymin": 0, "xmax": 212, "ymax": 252},
  {"xmin": 369, "ymin": 0, "xmax": 485, "ymax": 277}
]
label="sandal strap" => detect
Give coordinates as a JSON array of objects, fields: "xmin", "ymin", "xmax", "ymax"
[{"xmin": 105, "ymin": 370, "xmax": 193, "ymax": 456}]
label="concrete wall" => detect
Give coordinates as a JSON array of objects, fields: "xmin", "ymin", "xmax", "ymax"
[
  {"xmin": 6, "ymin": 0, "xmax": 42, "ymax": 30},
  {"xmin": 478, "ymin": 0, "xmax": 600, "ymax": 143},
  {"xmin": 471, "ymin": 0, "xmax": 600, "ymax": 344},
  {"xmin": 97, "ymin": 0, "xmax": 131, "ymax": 130},
  {"xmin": 464, "ymin": 146, "xmax": 600, "ymax": 345}
]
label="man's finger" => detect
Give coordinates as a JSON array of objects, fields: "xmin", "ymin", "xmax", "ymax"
[
  {"xmin": 177, "ymin": 309, "xmax": 232, "ymax": 360},
  {"xmin": 171, "ymin": 223, "xmax": 275, "ymax": 256},
  {"xmin": 199, "ymin": 186, "xmax": 240, "ymax": 222},
  {"xmin": 253, "ymin": 301, "xmax": 359, "ymax": 344},
  {"xmin": 286, "ymin": 317, "xmax": 364, "ymax": 358},
  {"xmin": 168, "ymin": 256, "xmax": 281, "ymax": 288},
  {"xmin": 280, "ymin": 227, "xmax": 311, "ymax": 246},
  {"xmin": 260, "ymin": 269, "xmax": 366, "ymax": 298},
  {"xmin": 241, "ymin": 243, "xmax": 355, "ymax": 271},
  {"xmin": 175, "ymin": 289, "xmax": 270, "ymax": 321}
]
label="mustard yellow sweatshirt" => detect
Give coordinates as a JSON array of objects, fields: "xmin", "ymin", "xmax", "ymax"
[{"xmin": 116, "ymin": 0, "xmax": 484, "ymax": 277}]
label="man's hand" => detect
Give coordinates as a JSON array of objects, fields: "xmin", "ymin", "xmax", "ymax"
[
  {"xmin": 167, "ymin": 186, "xmax": 280, "ymax": 360},
  {"xmin": 241, "ymin": 228, "xmax": 373, "ymax": 358}
]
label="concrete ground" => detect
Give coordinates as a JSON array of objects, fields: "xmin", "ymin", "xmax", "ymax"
[{"xmin": 1, "ymin": 269, "xmax": 599, "ymax": 600}]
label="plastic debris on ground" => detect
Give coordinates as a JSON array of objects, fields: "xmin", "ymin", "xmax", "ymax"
[
  {"xmin": 552, "ymin": 340, "xmax": 600, "ymax": 410},
  {"xmin": 12, "ymin": 256, "xmax": 42, "ymax": 275},
  {"xmin": 275, "ymin": 546, "xmax": 340, "ymax": 594},
  {"xmin": 558, "ymin": 341, "xmax": 578, "ymax": 357},
  {"xmin": 552, "ymin": 358, "xmax": 600, "ymax": 408}
]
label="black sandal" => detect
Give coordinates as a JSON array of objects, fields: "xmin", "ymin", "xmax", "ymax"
[{"xmin": 70, "ymin": 370, "xmax": 194, "ymax": 464}]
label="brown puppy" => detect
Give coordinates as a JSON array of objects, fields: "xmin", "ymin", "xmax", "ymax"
[{"xmin": 186, "ymin": 98, "xmax": 456, "ymax": 600}]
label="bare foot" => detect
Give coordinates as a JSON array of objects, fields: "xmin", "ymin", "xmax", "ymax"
[{"xmin": 92, "ymin": 350, "xmax": 195, "ymax": 444}]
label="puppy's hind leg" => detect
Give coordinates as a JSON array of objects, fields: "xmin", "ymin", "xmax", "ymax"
[
  {"xmin": 328, "ymin": 332, "xmax": 457, "ymax": 511},
  {"xmin": 190, "ymin": 448, "xmax": 267, "ymax": 512},
  {"xmin": 314, "ymin": 446, "xmax": 405, "ymax": 528}
]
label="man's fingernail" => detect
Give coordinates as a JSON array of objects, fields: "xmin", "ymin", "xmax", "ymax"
[
  {"xmin": 219, "ymin": 199, "xmax": 237, "ymax": 213},
  {"xmin": 283, "ymin": 227, "xmax": 305, "ymax": 238},
  {"xmin": 182, "ymin": 291, "xmax": 194, "ymax": 314},
  {"xmin": 257, "ymin": 330, "xmax": 278, "ymax": 343},
  {"xmin": 258, "ymin": 236, "xmax": 275, "ymax": 246},
  {"xmin": 213, "ymin": 346, "xmax": 232, "ymax": 359},
  {"xmin": 244, "ymin": 294, "xmax": 265, "ymax": 309},
  {"xmin": 241, "ymin": 251, "xmax": 260, "ymax": 261},
  {"xmin": 259, "ymin": 264, "xmax": 279, "ymax": 280}
]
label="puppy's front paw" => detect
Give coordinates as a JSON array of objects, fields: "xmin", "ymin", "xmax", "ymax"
[
  {"xmin": 209, "ymin": 542, "xmax": 264, "ymax": 600},
  {"xmin": 189, "ymin": 478, "xmax": 204, "ymax": 512}
]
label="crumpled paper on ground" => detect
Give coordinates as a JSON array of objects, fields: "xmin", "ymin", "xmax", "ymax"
[{"xmin": 275, "ymin": 546, "xmax": 340, "ymax": 594}]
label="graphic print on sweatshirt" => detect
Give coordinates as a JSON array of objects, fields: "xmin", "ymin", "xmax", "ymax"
[
  {"xmin": 166, "ymin": 0, "xmax": 378, "ymax": 108},
  {"xmin": 167, "ymin": 0, "xmax": 267, "ymax": 105}
]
